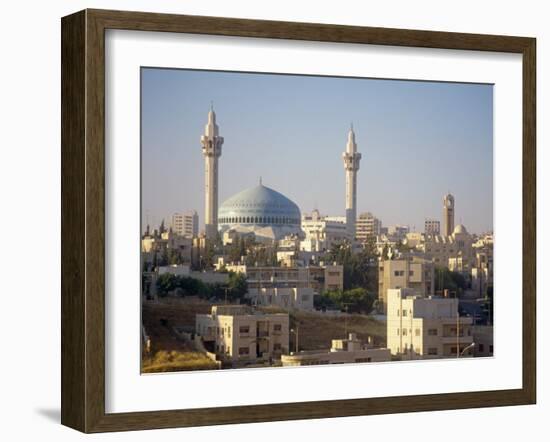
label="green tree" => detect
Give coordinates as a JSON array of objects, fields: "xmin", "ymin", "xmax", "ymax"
[
  {"xmin": 156, "ymin": 273, "xmax": 178, "ymax": 297},
  {"xmin": 318, "ymin": 287, "xmax": 376, "ymax": 314},
  {"xmin": 326, "ymin": 241, "xmax": 377, "ymax": 292},
  {"xmin": 227, "ymin": 271, "xmax": 248, "ymax": 302},
  {"xmin": 434, "ymin": 267, "xmax": 467, "ymax": 295}
]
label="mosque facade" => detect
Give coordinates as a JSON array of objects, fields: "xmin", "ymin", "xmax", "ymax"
[{"xmin": 199, "ymin": 107, "xmax": 361, "ymax": 242}]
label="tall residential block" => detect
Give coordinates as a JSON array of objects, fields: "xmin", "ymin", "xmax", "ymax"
[{"xmin": 171, "ymin": 211, "xmax": 199, "ymax": 237}]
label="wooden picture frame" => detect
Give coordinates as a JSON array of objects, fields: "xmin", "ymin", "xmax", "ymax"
[{"xmin": 61, "ymin": 8, "xmax": 536, "ymax": 433}]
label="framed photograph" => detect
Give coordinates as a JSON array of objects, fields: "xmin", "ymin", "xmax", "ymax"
[{"xmin": 61, "ymin": 9, "xmax": 536, "ymax": 433}]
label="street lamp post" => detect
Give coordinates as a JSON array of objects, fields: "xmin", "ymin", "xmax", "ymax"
[{"xmin": 459, "ymin": 342, "xmax": 475, "ymax": 357}]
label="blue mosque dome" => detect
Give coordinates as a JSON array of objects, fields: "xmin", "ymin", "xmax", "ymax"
[{"xmin": 218, "ymin": 183, "xmax": 302, "ymax": 240}]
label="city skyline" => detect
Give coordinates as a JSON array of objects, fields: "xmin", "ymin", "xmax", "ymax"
[{"xmin": 141, "ymin": 68, "xmax": 493, "ymax": 234}]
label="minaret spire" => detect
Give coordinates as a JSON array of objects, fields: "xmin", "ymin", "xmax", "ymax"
[
  {"xmin": 342, "ymin": 124, "xmax": 361, "ymax": 239},
  {"xmin": 201, "ymin": 104, "xmax": 224, "ymax": 240}
]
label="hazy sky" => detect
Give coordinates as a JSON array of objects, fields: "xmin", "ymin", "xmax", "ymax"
[{"xmin": 141, "ymin": 68, "xmax": 493, "ymax": 234}]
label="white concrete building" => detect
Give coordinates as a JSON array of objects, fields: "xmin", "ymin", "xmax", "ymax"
[
  {"xmin": 281, "ymin": 333, "xmax": 391, "ymax": 366},
  {"xmin": 226, "ymin": 264, "xmax": 344, "ymax": 295},
  {"xmin": 424, "ymin": 218, "xmax": 441, "ymax": 236},
  {"xmin": 247, "ymin": 287, "xmax": 315, "ymax": 310},
  {"xmin": 387, "ymin": 288, "xmax": 474, "ymax": 359},
  {"xmin": 196, "ymin": 305, "xmax": 289, "ymax": 363},
  {"xmin": 418, "ymin": 224, "xmax": 474, "ymax": 269},
  {"xmin": 171, "ymin": 211, "xmax": 198, "ymax": 238},
  {"xmin": 301, "ymin": 209, "xmax": 348, "ymax": 251},
  {"xmin": 342, "ymin": 126, "xmax": 361, "ymax": 238},
  {"xmin": 356, "ymin": 212, "xmax": 381, "ymax": 244},
  {"xmin": 200, "ymin": 105, "xmax": 224, "ymax": 240}
]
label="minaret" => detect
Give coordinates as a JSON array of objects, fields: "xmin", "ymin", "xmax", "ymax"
[
  {"xmin": 200, "ymin": 104, "xmax": 224, "ymax": 240},
  {"xmin": 342, "ymin": 124, "xmax": 361, "ymax": 238},
  {"xmin": 443, "ymin": 193, "xmax": 455, "ymax": 237}
]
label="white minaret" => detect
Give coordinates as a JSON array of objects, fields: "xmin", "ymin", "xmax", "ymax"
[
  {"xmin": 200, "ymin": 104, "xmax": 224, "ymax": 240},
  {"xmin": 342, "ymin": 124, "xmax": 361, "ymax": 238}
]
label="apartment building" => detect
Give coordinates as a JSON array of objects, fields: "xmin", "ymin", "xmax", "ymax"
[
  {"xmin": 196, "ymin": 305, "xmax": 289, "ymax": 363},
  {"xmin": 378, "ymin": 256, "xmax": 435, "ymax": 312},
  {"xmin": 281, "ymin": 333, "xmax": 391, "ymax": 366},
  {"xmin": 387, "ymin": 288, "xmax": 474, "ymax": 359}
]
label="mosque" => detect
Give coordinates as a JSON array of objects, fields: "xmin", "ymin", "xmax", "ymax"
[{"xmin": 199, "ymin": 105, "xmax": 360, "ymax": 242}]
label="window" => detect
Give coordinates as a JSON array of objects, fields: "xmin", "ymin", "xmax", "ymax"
[
  {"xmin": 428, "ymin": 328, "xmax": 438, "ymax": 336},
  {"xmin": 478, "ymin": 343, "xmax": 485, "ymax": 353},
  {"xmin": 489, "ymin": 345, "xmax": 494, "ymax": 353},
  {"xmin": 428, "ymin": 348, "xmax": 438, "ymax": 355},
  {"xmin": 409, "ymin": 271, "xmax": 414, "ymax": 276},
  {"xmin": 238, "ymin": 347, "xmax": 249, "ymax": 355},
  {"xmin": 273, "ymin": 343, "xmax": 282, "ymax": 351},
  {"xmin": 239, "ymin": 325, "xmax": 250, "ymax": 334},
  {"xmin": 402, "ymin": 329, "xmax": 407, "ymax": 336},
  {"xmin": 402, "ymin": 309, "xmax": 407, "ymax": 317},
  {"xmin": 227, "ymin": 326, "xmax": 231, "ymax": 338},
  {"xmin": 273, "ymin": 324, "xmax": 282, "ymax": 331},
  {"xmin": 415, "ymin": 328, "xmax": 421, "ymax": 336}
]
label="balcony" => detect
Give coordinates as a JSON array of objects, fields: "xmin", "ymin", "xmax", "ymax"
[{"xmin": 441, "ymin": 335, "xmax": 473, "ymax": 344}]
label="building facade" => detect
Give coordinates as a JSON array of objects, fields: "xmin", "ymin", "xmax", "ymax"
[
  {"xmin": 196, "ymin": 305, "xmax": 289, "ymax": 364},
  {"xmin": 424, "ymin": 218, "xmax": 441, "ymax": 236},
  {"xmin": 356, "ymin": 212, "xmax": 381, "ymax": 244},
  {"xmin": 226, "ymin": 264, "xmax": 344, "ymax": 294},
  {"xmin": 301, "ymin": 209, "xmax": 348, "ymax": 251},
  {"xmin": 378, "ymin": 256, "xmax": 435, "ymax": 312},
  {"xmin": 386, "ymin": 288, "xmax": 474, "ymax": 359},
  {"xmin": 281, "ymin": 333, "xmax": 391, "ymax": 366},
  {"xmin": 171, "ymin": 211, "xmax": 199, "ymax": 238}
]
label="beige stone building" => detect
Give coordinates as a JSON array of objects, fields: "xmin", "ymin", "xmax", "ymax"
[
  {"xmin": 301, "ymin": 209, "xmax": 349, "ymax": 252},
  {"xmin": 378, "ymin": 256, "xmax": 435, "ymax": 312},
  {"xmin": 171, "ymin": 211, "xmax": 198, "ymax": 238},
  {"xmin": 226, "ymin": 264, "xmax": 344, "ymax": 294},
  {"xmin": 417, "ymin": 224, "xmax": 474, "ymax": 269},
  {"xmin": 387, "ymin": 288, "xmax": 474, "ymax": 359},
  {"xmin": 424, "ymin": 218, "xmax": 440, "ymax": 236},
  {"xmin": 141, "ymin": 230, "xmax": 193, "ymax": 265},
  {"xmin": 281, "ymin": 333, "xmax": 391, "ymax": 366},
  {"xmin": 247, "ymin": 287, "xmax": 315, "ymax": 310},
  {"xmin": 356, "ymin": 212, "xmax": 381, "ymax": 244},
  {"xmin": 196, "ymin": 305, "xmax": 289, "ymax": 363},
  {"xmin": 472, "ymin": 325, "xmax": 494, "ymax": 357}
]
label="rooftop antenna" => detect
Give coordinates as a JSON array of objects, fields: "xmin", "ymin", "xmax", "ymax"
[
  {"xmin": 259, "ymin": 176, "xmax": 262, "ymax": 185},
  {"xmin": 210, "ymin": 100, "xmax": 214, "ymax": 111}
]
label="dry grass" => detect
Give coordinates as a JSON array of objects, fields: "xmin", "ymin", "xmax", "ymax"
[
  {"xmin": 142, "ymin": 350, "xmax": 218, "ymax": 373},
  {"xmin": 260, "ymin": 306, "xmax": 386, "ymax": 350},
  {"xmin": 141, "ymin": 297, "xmax": 217, "ymax": 373}
]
